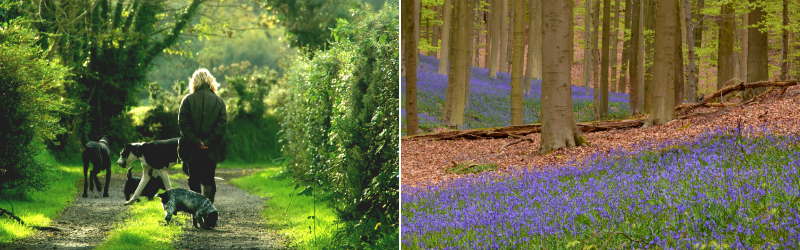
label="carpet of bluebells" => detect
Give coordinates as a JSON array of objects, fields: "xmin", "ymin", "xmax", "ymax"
[
  {"xmin": 401, "ymin": 55, "xmax": 630, "ymax": 134},
  {"xmin": 402, "ymin": 125, "xmax": 800, "ymax": 249}
]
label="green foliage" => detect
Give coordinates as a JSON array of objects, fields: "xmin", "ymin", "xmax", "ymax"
[
  {"xmin": 259, "ymin": 0, "xmax": 363, "ymax": 51},
  {"xmin": 0, "ymin": 19, "xmax": 71, "ymax": 193},
  {"xmin": 230, "ymin": 167, "xmax": 338, "ymax": 249},
  {"xmin": 0, "ymin": 150, "xmax": 82, "ymax": 244},
  {"xmin": 280, "ymin": 4, "xmax": 398, "ymax": 248},
  {"xmin": 445, "ymin": 162, "xmax": 499, "ymax": 175}
]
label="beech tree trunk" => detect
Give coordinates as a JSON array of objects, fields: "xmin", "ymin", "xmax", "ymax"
[
  {"xmin": 524, "ymin": 0, "xmax": 535, "ymax": 95},
  {"xmin": 745, "ymin": 0, "xmax": 768, "ymax": 100},
  {"xmin": 532, "ymin": 0, "xmax": 542, "ymax": 80},
  {"xmin": 510, "ymin": 0, "xmax": 525, "ymax": 125},
  {"xmin": 674, "ymin": 0, "xmax": 684, "ymax": 105},
  {"xmin": 717, "ymin": 3, "xmax": 735, "ymax": 101},
  {"xmin": 444, "ymin": 0, "xmax": 467, "ymax": 127},
  {"xmin": 619, "ymin": 0, "xmax": 632, "ymax": 94},
  {"xmin": 403, "ymin": 0, "xmax": 419, "ymax": 135},
  {"xmin": 429, "ymin": 5, "xmax": 440, "ymax": 57},
  {"xmin": 592, "ymin": 0, "xmax": 600, "ymax": 119},
  {"xmin": 611, "ymin": 0, "xmax": 620, "ymax": 93},
  {"xmin": 600, "ymin": 0, "xmax": 611, "ymax": 118},
  {"xmin": 489, "ymin": 0, "xmax": 501, "ymax": 78},
  {"xmin": 637, "ymin": 0, "xmax": 645, "ymax": 112},
  {"xmin": 629, "ymin": 0, "xmax": 641, "ymax": 115},
  {"xmin": 646, "ymin": 0, "xmax": 678, "ymax": 127},
  {"xmin": 685, "ymin": 0, "xmax": 698, "ymax": 102},
  {"xmin": 506, "ymin": 0, "xmax": 515, "ymax": 72},
  {"xmin": 540, "ymin": 0, "xmax": 586, "ymax": 154},
  {"xmin": 584, "ymin": 0, "xmax": 593, "ymax": 93},
  {"xmin": 464, "ymin": 0, "xmax": 475, "ymax": 109},
  {"xmin": 644, "ymin": 0, "xmax": 654, "ymax": 113},
  {"xmin": 780, "ymin": 0, "xmax": 789, "ymax": 80},
  {"xmin": 499, "ymin": 0, "xmax": 509, "ymax": 74},
  {"xmin": 438, "ymin": 0, "xmax": 453, "ymax": 75}
]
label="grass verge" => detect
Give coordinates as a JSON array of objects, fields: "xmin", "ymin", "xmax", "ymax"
[
  {"xmin": 0, "ymin": 150, "xmax": 82, "ymax": 244},
  {"xmin": 96, "ymin": 200, "xmax": 188, "ymax": 250},
  {"xmin": 230, "ymin": 165, "xmax": 338, "ymax": 249}
]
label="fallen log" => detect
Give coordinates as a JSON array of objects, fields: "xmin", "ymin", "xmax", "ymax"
[
  {"xmin": 405, "ymin": 118, "xmax": 645, "ymax": 141},
  {"xmin": 675, "ymin": 80, "xmax": 799, "ymax": 114}
]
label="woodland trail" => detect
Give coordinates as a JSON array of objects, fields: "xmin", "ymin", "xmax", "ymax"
[{"xmin": 3, "ymin": 168, "xmax": 288, "ymax": 249}]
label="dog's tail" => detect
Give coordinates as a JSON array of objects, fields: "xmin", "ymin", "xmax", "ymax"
[{"xmin": 126, "ymin": 167, "xmax": 133, "ymax": 179}]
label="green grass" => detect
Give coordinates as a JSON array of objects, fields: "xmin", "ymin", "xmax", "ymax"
[
  {"xmin": 230, "ymin": 166, "xmax": 338, "ymax": 249},
  {"xmin": 96, "ymin": 200, "xmax": 188, "ymax": 250},
  {"xmin": 444, "ymin": 161, "xmax": 499, "ymax": 175},
  {"xmin": 0, "ymin": 150, "xmax": 83, "ymax": 244}
]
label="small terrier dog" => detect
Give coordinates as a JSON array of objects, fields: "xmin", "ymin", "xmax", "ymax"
[
  {"xmin": 124, "ymin": 167, "xmax": 166, "ymax": 202},
  {"xmin": 156, "ymin": 188, "xmax": 218, "ymax": 229}
]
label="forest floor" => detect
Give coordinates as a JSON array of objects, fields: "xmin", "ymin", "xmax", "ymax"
[
  {"xmin": 402, "ymin": 85, "xmax": 800, "ymax": 188},
  {"xmin": 3, "ymin": 168, "xmax": 289, "ymax": 249}
]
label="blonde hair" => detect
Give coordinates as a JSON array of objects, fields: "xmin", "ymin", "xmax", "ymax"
[{"xmin": 190, "ymin": 68, "xmax": 219, "ymax": 93}]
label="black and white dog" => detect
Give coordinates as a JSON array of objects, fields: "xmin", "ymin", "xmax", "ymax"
[
  {"xmin": 124, "ymin": 167, "xmax": 166, "ymax": 202},
  {"xmin": 117, "ymin": 137, "xmax": 180, "ymax": 205},
  {"xmin": 82, "ymin": 135, "xmax": 112, "ymax": 197},
  {"xmin": 157, "ymin": 188, "xmax": 218, "ymax": 229}
]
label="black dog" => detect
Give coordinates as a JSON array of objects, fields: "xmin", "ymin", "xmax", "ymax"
[
  {"xmin": 82, "ymin": 135, "xmax": 112, "ymax": 197},
  {"xmin": 156, "ymin": 188, "xmax": 218, "ymax": 229},
  {"xmin": 124, "ymin": 167, "xmax": 166, "ymax": 201},
  {"xmin": 117, "ymin": 137, "xmax": 180, "ymax": 205}
]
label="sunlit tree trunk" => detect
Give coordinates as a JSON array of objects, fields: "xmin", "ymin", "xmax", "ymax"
[
  {"xmin": 524, "ymin": 0, "xmax": 537, "ymax": 95},
  {"xmin": 644, "ymin": 0, "xmax": 654, "ymax": 113},
  {"xmin": 464, "ymin": 0, "xmax": 475, "ymax": 109},
  {"xmin": 489, "ymin": 0, "xmax": 501, "ymax": 78},
  {"xmin": 629, "ymin": 0, "xmax": 641, "ymax": 115},
  {"xmin": 540, "ymin": 0, "xmax": 587, "ymax": 154},
  {"xmin": 444, "ymin": 0, "xmax": 465, "ymax": 126},
  {"xmin": 645, "ymin": 0, "xmax": 678, "ymax": 127},
  {"xmin": 403, "ymin": 0, "xmax": 419, "ymax": 135},
  {"xmin": 717, "ymin": 3, "xmax": 735, "ymax": 101},
  {"xmin": 744, "ymin": 0, "xmax": 768, "ymax": 100},
  {"xmin": 438, "ymin": 0, "xmax": 453, "ymax": 75},
  {"xmin": 510, "ymin": 0, "xmax": 525, "ymax": 125}
]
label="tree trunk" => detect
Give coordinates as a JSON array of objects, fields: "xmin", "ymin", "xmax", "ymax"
[
  {"xmin": 780, "ymin": 0, "xmax": 789, "ymax": 80},
  {"xmin": 540, "ymin": 0, "xmax": 587, "ymax": 154},
  {"xmin": 646, "ymin": 0, "xmax": 678, "ymax": 127},
  {"xmin": 637, "ymin": 0, "xmax": 645, "ymax": 112},
  {"xmin": 619, "ymin": 0, "xmax": 632, "ymax": 94},
  {"xmin": 644, "ymin": 0, "xmax": 654, "ymax": 113},
  {"xmin": 584, "ymin": 0, "xmax": 593, "ymax": 93},
  {"xmin": 403, "ymin": 0, "xmax": 419, "ymax": 136},
  {"xmin": 429, "ymin": 5, "xmax": 440, "ymax": 57},
  {"xmin": 745, "ymin": 0, "xmax": 768, "ymax": 100},
  {"xmin": 414, "ymin": 0, "xmax": 420, "ymax": 55},
  {"xmin": 489, "ymin": 0, "xmax": 500, "ymax": 78},
  {"xmin": 629, "ymin": 0, "xmax": 641, "ymax": 115},
  {"xmin": 506, "ymin": 0, "xmax": 515, "ymax": 72},
  {"xmin": 444, "ymin": 0, "xmax": 465, "ymax": 126},
  {"xmin": 532, "ymin": 0, "xmax": 542, "ymax": 80},
  {"xmin": 736, "ymin": 13, "xmax": 748, "ymax": 89},
  {"xmin": 524, "ymin": 0, "xmax": 536, "ymax": 95},
  {"xmin": 717, "ymin": 3, "xmax": 735, "ymax": 101},
  {"xmin": 611, "ymin": 0, "xmax": 620, "ymax": 93},
  {"xmin": 685, "ymin": 0, "xmax": 698, "ymax": 102},
  {"xmin": 510, "ymin": 0, "xmax": 525, "ymax": 125},
  {"xmin": 464, "ymin": 0, "xmax": 475, "ymax": 110},
  {"xmin": 675, "ymin": 0, "xmax": 684, "ymax": 105},
  {"xmin": 473, "ymin": 0, "xmax": 481, "ymax": 66},
  {"xmin": 592, "ymin": 0, "xmax": 600, "ymax": 119},
  {"xmin": 438, "ymin": 0, "xmax": 453, "ymax": 75},
  {"xmin": 693, "ymin": 0, "xmax": 703, "ymax": 70},
  {"xmin": 499, "ymin": 0, "xmax": 509, "ymax": 74},
  {"xmin": 600, "ymin": 0, "xmax": 611, "ymax": 118}
]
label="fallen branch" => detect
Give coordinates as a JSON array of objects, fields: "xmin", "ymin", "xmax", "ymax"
[
  {"xmin": 405, "ymin": 118, "xmax": 645, "ymax": 141},
  {"xmin": 0, "ymin": 207, "xmax": 62, "ymax": 232},
  {"xmin": 676, "ymin": 80, "xmax": 799, "ymax": 114},
  {"xmin": 501, "ymin": 135, "xmax": 535, "ymax": 150}
]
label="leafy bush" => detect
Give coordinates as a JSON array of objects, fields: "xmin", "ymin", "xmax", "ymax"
[
  {"xmin": 0, "ymin": 19, "xmax": 71, "ymax": 194},
  {"xmin": 280, "ymin": 4, "xmax": 398, "ymax": 248}
]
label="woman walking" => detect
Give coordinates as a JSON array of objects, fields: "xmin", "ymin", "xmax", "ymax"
[{"xmin": 178, "ymin": 68, "xmax": 227, "ymax": 203}]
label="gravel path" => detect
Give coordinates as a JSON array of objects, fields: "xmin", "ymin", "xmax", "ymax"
[{"xmin": 3, "ymin": 168, "xmax": 288, "ymax": 249}]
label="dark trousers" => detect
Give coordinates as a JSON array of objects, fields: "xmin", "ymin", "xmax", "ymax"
[{"xmin": 187, "ymin": 156, "xmax": 217, "ymax": 193}]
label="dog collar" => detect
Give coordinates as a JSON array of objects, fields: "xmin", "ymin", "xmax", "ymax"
[{"xmin": 99, "ymin": 139, "xmax": 108, "ymax": 144}]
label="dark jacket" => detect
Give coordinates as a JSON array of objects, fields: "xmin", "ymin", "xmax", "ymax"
[{"xmin": 178, "ymin": 85, "xmax": 228, "ymax": 162}]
